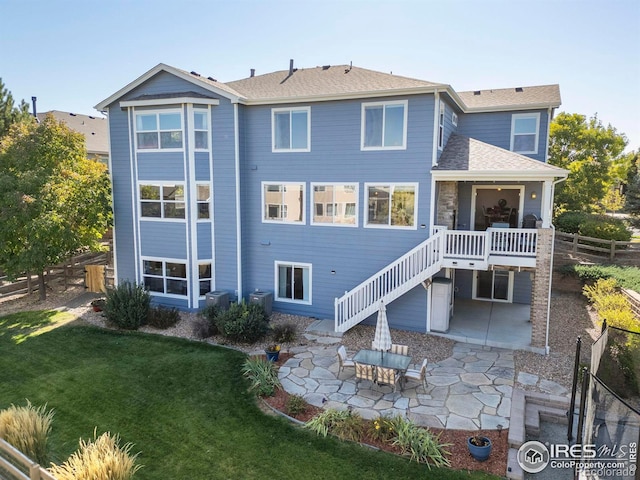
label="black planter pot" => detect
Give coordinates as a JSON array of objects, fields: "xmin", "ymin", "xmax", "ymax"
[{"xmin": 467, "ymin": 436, "xmax": 492, "ymax": 462}]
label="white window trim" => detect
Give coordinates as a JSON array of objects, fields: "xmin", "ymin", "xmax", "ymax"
[
  {"xmin": 197, "ymin": 260, "xmax": 213, "ymax": 299},
  {"xmin": 310, "ymin": 183, "xmax": 359, "ymax": 227},
  {"xmin": 271, "ymin": 107, "xmax": 311, "ymax": 153},
  {"xmin": 141, "ymin": 257, "xmax": 189, "ymax": 299},
  {"xmin": 438, "ymin": 101, "xmax": 445, "ymax": 151},
  {"xmin": 510, "ymin": 112, "xmax": 540, "ymax": 155},
  {"xmin": 472, "ymin": 269, "xmax": 514, "ymax": 303},
  {"xmin": 195, "ymin": 182, "xmax": 211, "ymax": 222},
  {"xmin": 452, "ymin": 112, "xmax": 458, "ymax": 127},
  {"xmin": 138, "ymin": 182, "xmax": 187, "ymax": 222},
  {"xmin": 193, "ymin": 108, "xmax": 210, "ymax": 152},
  {"xmin": 274, "ymin": 261, "xmax": 312, "ymax": 305},
  {"xmin": 134, "ymin": 109, "xmax": 184, "ymax": 152},
  {"xmin": 364, "ymin": 182, "xmax": 419, "ymax": 230},
  {"xmin": 360, "ymin": 100, "xmax": 408, "ymax": 151},
  {"xmin": 261, "ymin": 181, "xmax": 306, "ymax": 224}
]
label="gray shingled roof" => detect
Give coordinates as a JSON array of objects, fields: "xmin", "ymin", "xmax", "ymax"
[
  {"xmin": 434, "ymin": 134, "xmax": 566, "ymax": 174},
  {"xmin": 224, "ymin": 65, "xmax": 444, "ymax": 101},
  {"xmin": 173, "ymin": 67, "xmax": 245, "ymax": 98},
  {"xmin": 127, "ymin": 91, "xmax": 215, "ymax": 101},
  {"xmin": 457, "ymin": 85, "xmax": 561, "ymax": 110},
  {"xmin": 37, "ymin": 110, "xmax": 108, "ymax": 155}
]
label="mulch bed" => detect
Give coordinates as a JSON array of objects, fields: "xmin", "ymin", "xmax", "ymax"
[{"xmin": 260, "ymin": 354, "xmax": 508, "ymax": 476}]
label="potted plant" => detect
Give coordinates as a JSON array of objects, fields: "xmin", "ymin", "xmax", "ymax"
[
  {"xmin": 265, "ymin": 344, "xmax": 281, "ymax": 362},
  {"xmin": 467, "ymin": 434, "xmax": 492, "ymax": 462},
  {"xmin": 91, "ymin": 298, "xmax": 106, "ymax": 312}
]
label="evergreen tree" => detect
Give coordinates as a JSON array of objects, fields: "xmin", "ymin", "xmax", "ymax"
[{"xmin": 0, "ymin": 78, "xmax": 32, "ymax": 138}]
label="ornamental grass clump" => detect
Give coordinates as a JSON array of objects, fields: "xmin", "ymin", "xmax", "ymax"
[
  {"xmin": 304, "ymin": 408, "xmax": 364, "ymax": 442},
  {"xmin": 0, "ymin": 400, "xmax": 54, "ymax": 465},
  {"xmin": 242, "ymin": 356, "xmax": 281, "ymax": 397},
  {"xmin": 391, "ymin": 415, "xmax": 451, "ymax": 468},
  {"xmin": 49, "ymin": 429, "xmax": 142, "ymax": 480}
]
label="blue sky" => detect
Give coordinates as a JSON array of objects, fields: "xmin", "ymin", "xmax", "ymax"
[{"xmin": 1, "ymin": 0, "xmax": 639, "ymax": 151}]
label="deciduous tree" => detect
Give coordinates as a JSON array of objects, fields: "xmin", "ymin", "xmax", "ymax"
[
  {"xmin": 0, "ymin": 114, "xmax": 112, "ymax": 299},
  {"xmin": 549, "ymin": 113, "xmax": 627, "ymax": 212}
]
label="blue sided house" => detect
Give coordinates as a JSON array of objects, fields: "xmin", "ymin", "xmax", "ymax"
[{"xmin": 96, "ymin": 60, "xmax": 568, "ymax": 354}]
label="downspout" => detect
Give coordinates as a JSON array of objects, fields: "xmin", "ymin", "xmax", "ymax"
[
  {"xmin": 234, "ymin": 103, "xmax": 243, "ymax": 301},
  {"xmin": 429, "ymin": 90, "xmax": 440, "ymax": 232},
  {"xmin": 544, "ymin": 107, "xmax": 552, "ymax": 163}
]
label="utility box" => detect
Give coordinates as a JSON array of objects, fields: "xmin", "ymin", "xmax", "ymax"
[
  {"xmin": 249, "ymin": 290, "xmax": 273, "ymax": 316},
  {"xmin": 430, "ymin": 278, "xmax": 453, "ymax": 332},
  {"xmin": 205, "ymin": 291, "xmax": 230, "ymax": 310}
]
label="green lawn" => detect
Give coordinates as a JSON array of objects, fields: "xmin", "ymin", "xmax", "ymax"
[{"xmin": 0, "ymin": 311, "xmax": 497, "ymax": 480}]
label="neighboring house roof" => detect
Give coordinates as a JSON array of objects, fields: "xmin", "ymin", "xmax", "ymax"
[
  {"xmin": 457, "ymin": 85, "xmax": 561, "ymax": 111},
  {"xmin": 37, "ymin": 110, "xmax": 108, "ymax": 156},
  {"xmin": 96, "ymin": 62, "xmax": 560, "ymax": 112},
  {"xmin": 433, "ymin": 134, "xmax": 568, "ymax": 179}
]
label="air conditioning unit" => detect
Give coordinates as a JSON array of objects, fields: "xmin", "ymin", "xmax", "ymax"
[
  {"xmin": 205, "ymin": 291, "xmax": 230, "ymax": 310},
  {"xmin": 249, "ymin": 290, "xmax": 273, "ymax": 316}
]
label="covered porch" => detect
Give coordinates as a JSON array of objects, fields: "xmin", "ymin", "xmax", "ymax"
[{"xmin": 429, "ymin": 299, "xmax": 540, "ymax": 353}]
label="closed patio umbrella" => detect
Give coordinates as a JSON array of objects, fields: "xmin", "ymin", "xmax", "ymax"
[{"xmin": 372, "ymin": 300, "xmax": 392, "ymax": 353}]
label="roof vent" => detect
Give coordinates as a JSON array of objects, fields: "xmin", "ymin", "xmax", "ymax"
[
  {"xmin": 289, "ymin": 59, "xmax": 294, "ymax": 75},
  {"xmin": 473, "ymin": 91, "xmax": 481, "ymax": 96},
  {"xmin": 515, "ymin": 87, "xmax": 524, "ymax": 92},
  {"xmin": 250, "ymin": 68, "xmax": 255, "ymax": 77},
  {"xmin": 322, "ymin": 65, "xmax": 330, "ymax": 70},
  {"xmin": 190, "ymin": 71, "xmax": 201, "ymax": 77},
  {"xmin": 89, "ymin": 116, "xmax": 95, "ymax": 119},
  {"xmin": 70, "ymin": 113, "xmax": 77, "ymax": 116},
  {"xmin": 207, "ymin": 76, "xmax": 217, "ymax": 82}
]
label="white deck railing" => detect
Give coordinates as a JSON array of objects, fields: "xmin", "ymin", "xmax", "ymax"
[
  {"xmin": 334, "ymin": 231, "xmax": 444, "ymax": 332},
  {"xmin": 334, "ymin": 227, "xmax": 540, "ymax": 333}
]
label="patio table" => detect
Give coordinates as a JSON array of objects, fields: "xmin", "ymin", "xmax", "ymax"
[{"xmin": 353, "ymin": 349, "xmax": 412, "ymax": 388}]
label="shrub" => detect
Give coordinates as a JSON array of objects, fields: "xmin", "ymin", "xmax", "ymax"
[
  {"xmin": 147, "ymin": 306, "xmax": 180, "ymax": 329},
  {"xmin": 556, "ymin": 211, "xmax": 589, "ymax": 234},
  {"xmin": 391, "ymin": 416, "xmax": 451, "ymax": 468},
  {"xmin": 0, "ymin": 400, "xmax": 54, "ymax": 465},
  {"xmin": 49, "ymin": 429, "xmax": 142, "ymax": 480},
  {"xmin": 198, "ymin": 304, "xmax": 220, "ymax": 336},
  {"xmin": 216, "ymin": 302, "xmax": 269, "ymax": 343},
  {"xmin": 191, "ymin": 317, "xmax": 212, "ymax": 339},
  {"xmin": 270, "ymin": 322, "xmax": 298, "ymax": 345},
  {"xmin": 241, "ymin": 356, "xmax": 281, "ymax": 397},
  {"xmin": 104, "ymin": 281, "xmax": 150, "ymax": 330},
  {"xmin": 304, "ymin": 408, "xmax": 363, "ymax": 442},
  {"xmin": 562, "ymin": 264, "xmax": 640, "ymax": 293},
  {"xmin": 579, "ymin": 215, "xmax": 632, "ymax": 242},
  {"xmin": 285, "ymin": 394, "xmax": 307, "ymax": 417}
]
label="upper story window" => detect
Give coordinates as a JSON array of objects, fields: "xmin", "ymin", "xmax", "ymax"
[
  {"xmin": 438, "ymin": 101, "xmax": 445, "ymax": 150},
  {"xmin": 272, "ymin": 107, "xmax": 310, "ymax": 152},
  {"xmin": 361, "ymin": 100, "xmax": 407, "ymax": 150},
  {"xmin": 365, "ymin": 183, "xmax": 417, "ymax": 229},
  {"xmin": 193, "ymin": 110, "xmax": 209, "ymax": 150},
  {"xmin": 262, "ymin": 182, "xmax": 305, "ymax": 223},
  {"xmin": 139, "ymin": 183, "xmax": 185, "ymax": 219},
  {"xmin": 311, "ymin": 183, "xmax": 358, "ymax": 226},
  {"xmin": 510, "ymin": 113, "xmax": 540, "ymax": 154},
  {"xmin": 136, "ymin": 111, "xmax": 183, "ymax": 150}
]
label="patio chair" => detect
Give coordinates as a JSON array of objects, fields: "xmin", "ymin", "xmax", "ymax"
[
  {"xmin": 376, "ymin": 366, "xmax": 401, "ymax": 392},
  {"xmin": 354, "ymin": 362, "xmax": 376, "ymax": 388},
  {"xmin": 390, "ymin": 344, "xmax": 409, "ymax": 356},
  {"xmin": 337, "ymin": 345, "xmax": 355, "ymax": 374},
  {"xmin": 403, "ymin": 358, "xmax": 428, "ymax": 393}
]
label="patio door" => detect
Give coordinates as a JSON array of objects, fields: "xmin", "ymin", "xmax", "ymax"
[{"xmin": 473, "ymin": 270, "xmax": 513, "ymax": 302}]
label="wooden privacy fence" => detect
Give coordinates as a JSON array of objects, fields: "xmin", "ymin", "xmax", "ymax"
[
  {"xmin": 0, "ymin": 438, "xmax": 57, "ymax": 480},
  {"xmin": 555, "ymin": 231, "xmax": 639, "ymax": 261}
]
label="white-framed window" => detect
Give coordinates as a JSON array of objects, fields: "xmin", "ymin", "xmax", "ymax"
[
  {"xmin": 311, "ymin": 183, "xmax": 358, "ymax": 226},
  {"xmin": 139, "ymin": 183, "xmax": 185, "ymax": 220},
  {"xmin": 365, "ymin": 183, "xmax": 417, "ymax": 228},
  {"xmin": 135, "ymin": 110, "xmax": 183, "ymax": 150},
  {"xmin": 272, "ymin": 107, "xmax": 310, "ymax": 152},
  {"xmin": 452, "ymin": 112, "xmax": 458, "ymax": 127},
  {"xmin": 193, "ymin": 109, "xmax": 209, "ymax": 150},
  {"xmin": 143, "ymin": 258, "xmax": 188, "ymax": 297},
  {"xmin": 275, "ymin": 261, "xmax": 312, "ymax": 304},
  {"xmin": 438, "ymin": 101, "xmax": 445, "ymax": 150},
  {"xmin": 510, "ymin": 113, "xmax": 540, "ymax": 154},
  {"xmin": 198, "ymin": 262, "xmax": 212, "ymax": 297},
  {"xmin": 262, "ymin": 182, "xmax": 305, "ymax": 223},
  {"xmin": 361, "ymin": 100, "xmax": 408, "ymax": 150},
  {"xmin": 196, "ymin": 183, "xmax": 211, "ymax": 220}
]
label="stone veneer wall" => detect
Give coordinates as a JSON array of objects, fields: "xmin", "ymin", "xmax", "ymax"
[
  {"xmin": 530, "ymin": 228, "xmax": 554, "ymax": 349},
  {"xmin": 436, "ymin": 181, "xmax": 458, "ymax": 230}
]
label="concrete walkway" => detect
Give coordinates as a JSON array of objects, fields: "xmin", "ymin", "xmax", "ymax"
[{"xmin": 277, "ymin": 326, "xmax": 569, "ymax": 430}]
